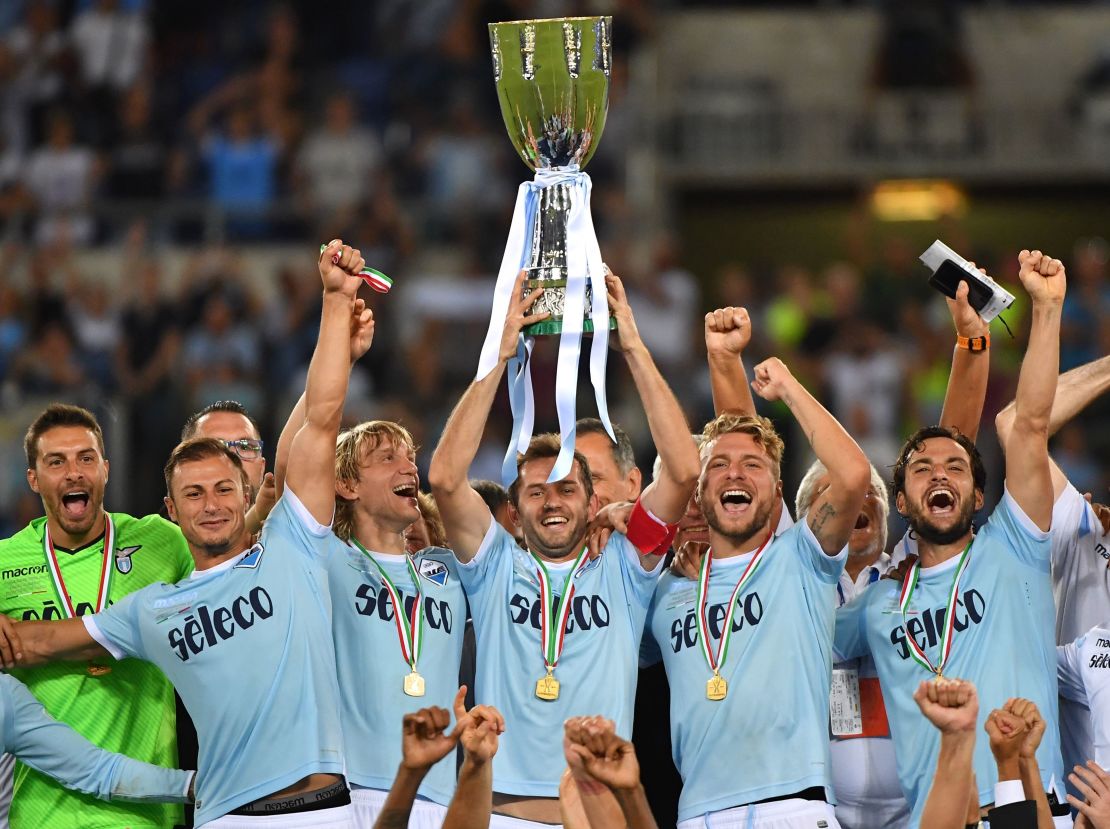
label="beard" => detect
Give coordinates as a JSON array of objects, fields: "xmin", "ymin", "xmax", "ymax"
[
  {"xmin": 905, "ymin": 498, "xmax": 975, "ymax": 546},
  {"xmin": 524, "ymin": 513, "xmax": 590, "ymax": 560},
  {"xmin": 701, "ymin": 492, "xmax": 774, "ymax": 548}
]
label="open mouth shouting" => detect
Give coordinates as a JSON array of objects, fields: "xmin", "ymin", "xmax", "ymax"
[
  {"xmin": 925, "ymin": 487, "xmax": 957, "ymax": 517},
  {"xmin": 720, "ymin": 489, "xmax": 754, "ymax": 514},
  {"xmin": 391, "ymin": 482, "xmax": 418, "ymax": 504},
  {"xmin": 853, "ymin": 512, "xmax": 871, "ymax": 531},
  {"xmin": 60, "ymin": 489, "xmax": 92, "ymax": 521}
]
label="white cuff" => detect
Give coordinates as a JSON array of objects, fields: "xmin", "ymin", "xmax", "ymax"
[
  {"xmin": 1002, "ymin": 486, "xmax": 1050, "ymax": 542},
  {"xmin": 283, "ymin": 487, "xmax": 333, "ymax": 537},
  {"xmin": 82, "ymin": 616, "xmax": 126, "ymax": 661},
  {"xmin": 993, "ymin": 778, "xmax": 1025, "ymax": 807}
]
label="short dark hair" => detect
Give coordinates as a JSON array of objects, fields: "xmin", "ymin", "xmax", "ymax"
[
  {"xmin": 181, "ymin": 401, "xmax": 262, "ymax": 442},
  {"xmin": 471, "ymin": 480, "xmax": 510, "ymax": 513},
  {"xmin": 25, "ymin": 404, "xmax": 106, "ymax": 468},
  {"xmin": 892, "ymin": 426, "xmax": 986, "ymax": 498},
  {"xmin": 576, "ymin": 418, "xmax": 637, "ymax": 476},
  {"xmin": 164, "ymin": 438, "xmax": 248, "ymax": 497},
  {"xmin": 507, "ymin": 434, "xmax": 594, "ymax": 505}
]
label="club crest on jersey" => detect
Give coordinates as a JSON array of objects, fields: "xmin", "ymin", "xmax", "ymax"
[
  {"xmin": 574, "ymin": 555, "xmax": 601, "ymax": 579},
  {"xmin": 234, "ymin": 544, "xmax": 265, "ymax": 570},
  {"xmin": 418, "ymin": 559, "xmax": 448, "ymax": 587},
  {"xmin": 115, "ymin": 545, "xmax": 141, "ymax": 574}
]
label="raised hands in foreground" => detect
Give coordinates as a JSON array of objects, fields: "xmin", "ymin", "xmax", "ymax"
[{"xmin": 561, "ymin": 717, "xmax": 658, "ymax": 829}]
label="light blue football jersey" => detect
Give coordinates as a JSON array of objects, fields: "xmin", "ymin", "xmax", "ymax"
[
  {"xmin": 459, "ymin": 521, "xmax": 662, "ymax": 796},
  {"xmin": 646, "ymin": 520, "xmax": 846, "ymax": 822},
  {"xmin": 84, "ymin": 491, "xmax": 345, "ymax": 826},
  {"xmin": 325, "ymin": 541, "xmax": 467, "ymax": 804},
  {"xmin": 834, "ymin": 491, "xmax": 1063, "ymax": 828},
  {"xmin": 0, "ymin": 673, "xmax": 191, "ymax": 804}
]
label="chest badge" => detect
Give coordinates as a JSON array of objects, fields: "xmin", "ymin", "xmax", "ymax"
[
  {"xmin": 418, "ymin": 559, "xmax": 448, "ymax": 587},
  {"xmin": 115, "ymin": 546, "xmax": 141, "ymax": 574}
]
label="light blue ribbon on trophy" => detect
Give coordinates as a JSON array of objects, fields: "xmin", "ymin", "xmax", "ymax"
[{"xmin": 477, "ymin": 168, "xmax": 615, "ymax": 487}]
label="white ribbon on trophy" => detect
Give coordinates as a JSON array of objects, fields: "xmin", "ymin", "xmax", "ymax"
[{"xmin": 476, "ymin": 167, "xmax": 615, "ymax": 487}]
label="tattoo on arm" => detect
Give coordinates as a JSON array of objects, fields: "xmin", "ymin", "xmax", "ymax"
[{"xmin": 809, "ymin": 502, "xmax": 837, "ymax": 537}]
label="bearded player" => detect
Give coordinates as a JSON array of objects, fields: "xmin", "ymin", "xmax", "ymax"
[
  {"xmin": 835, "ymin": 250, "xmax": 1069, "ymax": 828},
  {"xmin": 428, "ymin": 269, "xmax": 700, "ymax": 827},
  {"xmin": 0, "ymin": 404, "xmax": 193, "ymax": 829},
  {"xmin": 0, "ymin": 240, "xmax": 372, "ymax": 827}
]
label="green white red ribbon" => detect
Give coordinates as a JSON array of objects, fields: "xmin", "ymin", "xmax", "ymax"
[
  {"xmin": 42, "ymin": 515, "xmax": 115, "ymax": 618},
  {"xmin": 318, "ymin": 244, "xmax": 393, "ymax": 294},
  {"xmin": 898, "ymin": 540, "xmax": 973, "ymax": 676},
  {"xmin": 534, "ymin": 547, "xmax": 590, "ymax": 673},
  {"xmin": 695, "ymin": 533, "xmax": 772, "ymax": 676},
  {"xmin": 354, "ymin": 541, "xmax": 424, "ymax": 672}
]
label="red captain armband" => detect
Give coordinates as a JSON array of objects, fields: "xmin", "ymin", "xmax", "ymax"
[{"xmin": 626, "ymin": 499, "xmax": 675, "ymax": 555}]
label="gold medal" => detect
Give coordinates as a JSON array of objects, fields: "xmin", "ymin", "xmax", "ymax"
[
  {"xmin": 535, "ymin": 668, "xmax": 560, "ymax": 701},
  {"xmin": 706, "ymin": 671, "xmax": 727, "ymax": 701},
  {"xmin": 87, "ymin": 663, "xmax": 112, "ymax": 677},
  {"xmin": 403, "ymin": 670, "xmax": 425, "ymax": 697}
]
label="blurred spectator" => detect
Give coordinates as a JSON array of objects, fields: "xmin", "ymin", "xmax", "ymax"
[
  {"xmin": 106, "ymin": 85, "xmax": 172, "ymax": 199},
  {"xmin": 5, "ymin": 1, "xmax": 69, "ymax": 151},
  {"xmin": 24, "ymin": 250, "xmax": 71, "ymax": 337},
  {"xmin": 1055, "ymin": 423, "xmax": 1102, "ymax": 497},
  {"xmin": 295, "ymin": 91, "xmax": 382, "ymax": 232},
  {"xmin": 70, "ymin": 0, "xmax": 149, "ymax": 92},
  {"xmin": 9, "ymin": 321, "xmax": 86, "ymax": 396},
  {"xmin": 68, "ymin": 280, "xmax": 120, "ymax": 390},
  {"xmin": 1061, "ymin": 238, "xmax": 1110, "ymax": 371},
  {"xmin": 0, "ymin": 285, "xmax": 26, "ymax": 379},
  {"xmin": 181, "ymin": 293, "xmax": 262, "ymax": 411},
  {"xmin": 23, "ymin": 110, "xmax": 102, "ymax": 244}
]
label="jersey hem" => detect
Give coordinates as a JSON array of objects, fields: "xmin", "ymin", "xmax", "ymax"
[
  {"xmin": 676, "ymin": 776, "xmax": 831, "ymax": 822},
  {"xmin": 194, "ymin": 759, "xmax": 345, "ymax": 826}
]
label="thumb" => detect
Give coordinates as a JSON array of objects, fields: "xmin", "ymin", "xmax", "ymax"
[{"xmin": 956, "ymin": 280, "xmax": 969, "ymax": 302}]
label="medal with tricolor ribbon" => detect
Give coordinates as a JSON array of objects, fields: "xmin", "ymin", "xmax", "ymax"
[
  {"xmin": 533, "ymin": 547, "xmax": 590, "ymax": 701},
  {"xmin": 897, "ymin": 540, "xmax": 973, "ymax": 677},
  {"xmin": 42, "ymin": 515, "xmax": 116, "ymax": 676},
  {"xmin": 354, "ymin": 540, "xmax": 426, "ymax": 696},
  {"xmin": 695, "ymin": 532, "xmax": 773, "ymax": 701},
  {"xmin": 318, "ymin": 244, "xmax": 393, "ymax": 293}
]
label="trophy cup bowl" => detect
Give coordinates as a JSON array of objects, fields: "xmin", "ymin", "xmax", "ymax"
[{"xmin": 489, "ymin": 16, "xmax": 613, "ymax": 336}]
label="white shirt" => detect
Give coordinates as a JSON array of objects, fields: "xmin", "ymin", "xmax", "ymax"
[{"xmin": 1058, "ymin": 623, "xmax": 1110, "ymax": 769}]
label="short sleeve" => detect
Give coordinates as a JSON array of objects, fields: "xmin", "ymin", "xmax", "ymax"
[
  {"xmin": 984, "ymin": 486, "xmax": 1051, "ymax": 569},
  {"xmin": 614, "ymin": 533, "xmax": 665, "ymax": 607},
  {"xmin": 1052, "ymin": 483, "xmax": 1098, "ymax": 571},
  {"xmin": 794, "ymin": 519, "xmax": 847, "ymax": 584},
  {"xmin": 456, "ymin": 521, "xmax": 512, "ymax": 613},
  {"xmin": 261, "ymin": 490, "xmax": 333, "ymax": 561},
  {"xmin": 83, "ymin": 589, "xmax": 147, "ymax": 661},
  {"xmin": 834, "ymin": 591, "xmax": 871, "ymax": 662},
  {"xmin": 1057, "ymin": 637, "xmax": 1089, "ymax": 705}
]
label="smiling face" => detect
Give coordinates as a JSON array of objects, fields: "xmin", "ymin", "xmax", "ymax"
[
  {"xmin": 165, "ymin": 454, "xmax": 250, "ymax": 559},
  {"xmin": 339, "ymin": 437, "xmax": 421, "ymax": 534},
  {"xmin": 697, "ymin": 432, "xmax": 780, "ymax": 548},
  {"xmin": 896, "ymin": 436, "xmax": 982, "ymax": 546},
  {"xmin": 510, "ymin": 457, "xmax": 597, "ymax": 560},
  {"xmin": 27, "ymin": 426, "xmax": 110, "ymax": 545}
]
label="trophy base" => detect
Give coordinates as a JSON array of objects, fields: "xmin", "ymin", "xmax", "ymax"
[{"xmin": 523, "ymin": 316, "xmax": 617, "ymax": 337}]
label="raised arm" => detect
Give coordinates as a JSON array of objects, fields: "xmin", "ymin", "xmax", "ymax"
[
  {"xmin": 428, "ymin": 270, "xmax": 548, "ymax": 562},
  {"xmin": 751, "ymin": 358, "xmax": 870, "ymax": 554},
  {"xmin": 1004, "ymin": 250, "xmax": 1066, "ymax": 531},
  {"xmin": 606, "ymin": 273, "xmax": 700, "ymax": 525},
  {"xmin": 0, "ymin": 617, "xmax": 107, "ymax": 669},
  {"xmin": 996, "ymin": 353, "xmax": 1110, "ymax": 500},
  {"xmin": 6, "ymin": 678, "xmax": 192, "ymax": 803},
  {"xmin": 916, "ymin": 678, "xmax": 980, "ymax": 829},
  {"xmin": 274, "ymin": 296, "xmax": 376, "ymax": 498},
  {"xmin": 563, "ymin": 717, "xmax": 658, "ymax": 829},
  {"xmin": 705, "ymin": 307, "xmax": 757, "ymax": 417},
  {"xmin": 284, "ymin": 241, "xmax": 369, "ymax": 523},
  {"xmin": 939, "ymin": 277, "xmax": 992, "ymax": 440},
  {"xmin": 443, "ymin": 699, "xmax": 503, "ymax": 829}
]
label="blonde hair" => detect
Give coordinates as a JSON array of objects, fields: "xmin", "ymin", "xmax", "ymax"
[
  {"xmin": 699, "ymin": 414, "xmax": 784, "ymax": 479},
  {"xmin": 334, "ymin": 420, "xmax": 417, "ymax": 542}
]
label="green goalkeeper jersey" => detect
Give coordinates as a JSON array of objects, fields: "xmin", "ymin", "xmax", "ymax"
[{"xmin": 0, "ymin": 512, "xmax": 194, "ymax": 829}]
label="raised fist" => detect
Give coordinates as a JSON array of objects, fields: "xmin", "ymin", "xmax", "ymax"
[
  {"xmin": 1017, "ymin": 249, "xmax": 1066, "ymax": 305},
  {"xmin": 913, "ymin": 677, "xmax": 978, "ymax": 734},
  {"xmin": 318, "ymin": 239, "xmax": 365, "ymax": 296},
  {"xmin": 705, "ymin": 307, "xmax": 752, "ymax": 357},
  {"xmin": 750, "ymin": 357, "xmax": 797, "ymax": 403}
]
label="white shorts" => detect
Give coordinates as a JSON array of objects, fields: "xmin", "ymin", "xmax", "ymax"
[
  {"xmin": 678, "ymin": 798, "xmax": 841, "ymax": 829},
  {"xmin": 830, "ymin": 738, "xmax": 909, "ymax": 829},
  {"xmin": 488, "ymin": 813, "xmax": 564, "ymax": 829},
  {"xmin": 350, "ymin": 786, "xmax": 448, "ymax": 829},
  {"xmin": 199, "ymin": 803, "xmax": 356, "ymax": 829}
]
